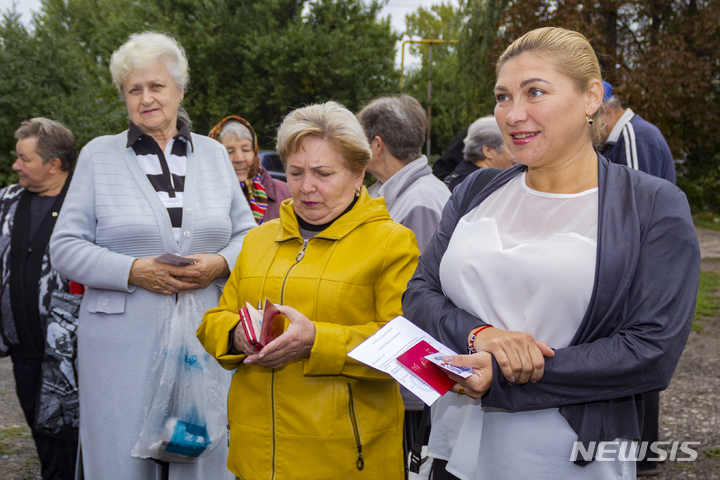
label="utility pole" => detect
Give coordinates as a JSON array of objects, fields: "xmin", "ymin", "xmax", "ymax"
[{"xmin": 400, "ymin": 39, "xmax": 457, "ymax": 158}]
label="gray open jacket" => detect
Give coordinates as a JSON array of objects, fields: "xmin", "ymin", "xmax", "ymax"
[{"xmin": 402, "ymin": 155, "xmax": 700, "ymax": 460}]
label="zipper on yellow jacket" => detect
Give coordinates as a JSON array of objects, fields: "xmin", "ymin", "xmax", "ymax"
[
  {"xmin": 346, "ymin": 383, "xmax": 364, "ymax": 470},
  {"xmin": 271, "ymin": 238, "xmax": 308, "ymax": 479}
]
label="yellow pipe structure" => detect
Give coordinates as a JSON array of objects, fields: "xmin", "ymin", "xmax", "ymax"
[{"xmin": 400, "ymin": 39, "xmax": 458, "ymax": 88}]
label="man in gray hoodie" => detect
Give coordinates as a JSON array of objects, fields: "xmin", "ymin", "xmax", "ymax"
[
  {"xmin": 358, "ymin": 95, "xmax": 450, "ymax": 458},
  {"xmin": 358, "ymin": 95, "xmax": 450, "ymax": 253}
]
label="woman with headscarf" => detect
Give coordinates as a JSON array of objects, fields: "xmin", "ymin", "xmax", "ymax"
[{"xmin": 209, "ymin": 116, "xmax": 290, "ymax": 223}]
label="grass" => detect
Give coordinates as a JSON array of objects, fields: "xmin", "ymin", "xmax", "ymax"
[
  {"xmin": 693, "ymin": 271, "xmax": 720, "ymax": 332},
  {"xmin": 705, "ymin": 447, "xmax": 720, "ymax": 460},
  {"xmin": 694, "ymin": 213, "xmax": 720, "ymax": 231},
  {"xmin": 23, "ymin": 454, "xmax": 40, "ymax": 470},
  {"xmin": 0, "ymin": 425, "xmax": 31, "ymax": 455}
]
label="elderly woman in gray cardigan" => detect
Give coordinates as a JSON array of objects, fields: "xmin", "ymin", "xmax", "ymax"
[{"xmin": 49, "ymin": 32, "xmax": 255, "ymax": 480}]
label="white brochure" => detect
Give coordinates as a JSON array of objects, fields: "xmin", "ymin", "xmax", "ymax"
[{"xmin": 348, "ymin": 316, "xmax": 459, "ymax": 405}]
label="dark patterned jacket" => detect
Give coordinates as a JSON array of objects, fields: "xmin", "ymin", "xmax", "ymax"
[{"xmin": 0, "ymin": 184, "xmax": 70, "ymax": 357}]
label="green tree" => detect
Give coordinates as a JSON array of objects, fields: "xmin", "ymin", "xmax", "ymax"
[
  {"xmin": 498, "ymin": 0, "xmax": 720, "ymax": 211},
  {"xmin": 402, "ymin": 1, "xmax": 465, "ymax": 157},
  {"xmin": 456, "ymin": 0, "xmax": 509, "ymax": 123},
  {"xmin": 0, "ymin": 4, "xmax": 124, "ymax": 185},
  {"xmin": 400, "ymin": 0, "xmax": 512, "ymax": 157},
  {"xmin": 0, "ymin": 10, "xmax": 34, "ymax": 184},
  {"xmin": 0, "ymin": 0, "xmax": 399, "ymax": 184}
]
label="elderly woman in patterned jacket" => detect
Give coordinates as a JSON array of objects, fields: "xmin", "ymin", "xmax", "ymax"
[{"xmin": 49, "ymin": 32, "xmax": 256, "ymax": 480}]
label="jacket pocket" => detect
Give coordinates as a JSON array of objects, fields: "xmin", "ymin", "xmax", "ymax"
[
  {"xmin": 346, "ymin": 383, "xmax": 364, "ymax": 471},
  {"xmin": 85, "ymin": 289, "xmax": 126, "ymax": 314}
]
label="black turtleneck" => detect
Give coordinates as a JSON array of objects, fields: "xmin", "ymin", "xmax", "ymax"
[{"xmin": 296, "ymin": 194, "xmax": 359, "ymax": 235}]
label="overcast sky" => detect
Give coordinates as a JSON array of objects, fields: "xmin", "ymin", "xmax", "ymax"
[{"xmin": 0, "ymin": 0, "xmax": 456, "ymax": 67}]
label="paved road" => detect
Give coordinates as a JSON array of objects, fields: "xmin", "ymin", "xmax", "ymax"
[{"xmin": 696, "ymin": 227, "xmax": 720, "ymax": 259}]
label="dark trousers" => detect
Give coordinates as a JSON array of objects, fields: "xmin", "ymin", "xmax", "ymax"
[
  {"xmin": 431, "ymin": 459, "xmax": 460, "ymax": 480},
  {"xmin": 12, "ymin": 360, "xmax": 78, "ymax": 480},
  {"xmin": 639, "ymin": 391, "xmax": 660, "ymax": 467}
]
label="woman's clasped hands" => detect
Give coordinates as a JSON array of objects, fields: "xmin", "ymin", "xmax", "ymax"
[
  {"xmin": 129, "ymin": 254, "xmax": 229, "ymax": 295},
  {"xmin": 447, "ymin": 328, "xmax": 555, "ymax": 399}
]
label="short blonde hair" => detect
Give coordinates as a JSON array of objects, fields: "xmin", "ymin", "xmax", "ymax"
[
  {"xmin": 276, "ymin": 101, "xmax": 371, "ymax": 175},
  {"xmin": 109, "ymin": 32, "xmax": 189, "ymax": 93},
  {"xmin": 497, "ymin": 27, "xmax": 604, "ymax": 146}
]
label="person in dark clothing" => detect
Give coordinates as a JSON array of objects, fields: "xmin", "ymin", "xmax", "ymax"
[
  {"xmin": 403, "ymin": 27, "xmax": 698, "ymax": 480},
  {"xmin": 600, "ymin": 81, "xmax": 676, "ymax": 477},
  {"xmin": 431, "ymin": 128, "xmax": 467, "ymax": 181},
  {"xmin": 0, "ymin": 118, "xmax": 78, "ymax": 480},
  {"xmin": 599, "ymin": 81, "xmax": 675, "ymax": 184},
  {"xmin": 444, "ymin": 116, "xmax": 515, "ymax": 192}
]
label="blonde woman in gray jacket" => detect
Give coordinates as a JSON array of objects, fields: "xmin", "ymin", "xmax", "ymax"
[{"xmin": 49, "ymin": 32, "xmax": 255, "ymax": 480}]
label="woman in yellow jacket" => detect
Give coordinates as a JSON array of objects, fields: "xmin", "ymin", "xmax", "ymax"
[{"xmin": 197, "ymin": 101, "xmax": 420, "ymax": 480}]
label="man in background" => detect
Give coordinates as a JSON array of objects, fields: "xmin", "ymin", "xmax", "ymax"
[
  {"xmin": 600, "ymin": 81, "xmax": 676, "ymax": 184},
  {"xmin": 357, "ymin": 95, "xmax": 450, "ymax": 459},
  {"xmin": 0, "ymin": 118, "xmax": 78, "ymax": 479},
  {"xmin": 600, "ymin": 83, "xmax": 674, "ymax": 477},
  {"xmin": 358, "ymin": 94, "xmax": 450, "ymax": 253}
]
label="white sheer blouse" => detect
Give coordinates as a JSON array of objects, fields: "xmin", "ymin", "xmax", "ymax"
[{"xmin": 431, "ymin": 172, "xmax": 634, "ymax": 480}]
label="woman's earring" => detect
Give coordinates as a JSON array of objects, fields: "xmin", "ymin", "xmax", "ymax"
[
  {"xmin": 586, "ymin": 115, "xmax": 594, "ymax": 126},
  {"xmin": 355, "ymin": 187, "xmax": 361, "ymax": 198}
]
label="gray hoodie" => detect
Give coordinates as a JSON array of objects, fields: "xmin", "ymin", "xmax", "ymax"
[{"xmin": 368, "ymin": 156, "xmax": 450, "ymax": 253}]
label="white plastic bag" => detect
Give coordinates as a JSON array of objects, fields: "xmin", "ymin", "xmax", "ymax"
[{"xmin": 132, "ymin": 292, "xmax": 227, "ymax": 463}]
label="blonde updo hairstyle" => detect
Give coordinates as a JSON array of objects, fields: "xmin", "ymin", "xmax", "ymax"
[
  {"xmin": 496, "ymin": 27, "xmax": 605, "ymax": 147},
  {"xmin": 276, "ymin": 101, "xmax": 371, "ymax": 176}
]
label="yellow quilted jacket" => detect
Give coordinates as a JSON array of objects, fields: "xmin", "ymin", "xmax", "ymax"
[{"xmin": 197, "ymin": 189, "xmax": 420, "ymax": 480}]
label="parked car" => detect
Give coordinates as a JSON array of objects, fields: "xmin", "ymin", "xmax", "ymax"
[{"xmin": 259, "ymin": 150, "xmax": 286, "ymax": 182}]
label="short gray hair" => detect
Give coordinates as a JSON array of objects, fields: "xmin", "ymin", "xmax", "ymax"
[
  {"xmin": 463, "ymin": 116, "xmax": 505, "ymax": 162},
  {"xmin": 276, "ymin": 101, "xmax": 371, "ymax": 176},
  {"xmin": 602, "ymin": 95, "xmax": 623, "ymax": 112},
  {"xmin": 219, "ymin": 121, "xmax": 253, "ymax": 144},
  {"xmin": 15, "ymin": 117, "xmax": 76, "ymax": 171},
  {"xmin": 356, "ymin": 94, "xmax": 426, "ymax": 163},
  {"xmin": 109, "ymin": 32, "xmax": 189, "ymax": 93},
  {"xmin": 109, "ymin": 32, "xmax": 192, "ymax": 128}
]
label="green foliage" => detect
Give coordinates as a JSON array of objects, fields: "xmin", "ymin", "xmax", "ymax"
[
  {"xmin": 401, "ymin": 2, "xmax": 465, "ymax": 156},
  {"xmin": 693, "ymin": 211, "xmax": 720, "ymax": 232},
  {"xmin": 497, "ymin": 0, "xmax": 720, "ymax": 212},
  {"xmin": 456, "ymin": 0, "xmax": 508, "ymax": 122},
  {"xmin": 0, "ymin": 0, "xmax": 398, "ymax": 184},
  {"xmin": 693, "ymin": 271, "xmax": 720, "ymax": 332},
  {"xmin": 705, "ymin": 447, "xmax": 720, "ymax": 460},
  {"xmin": 401, "ymin": 0, "xmax": 510, "ymax": 157}
]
